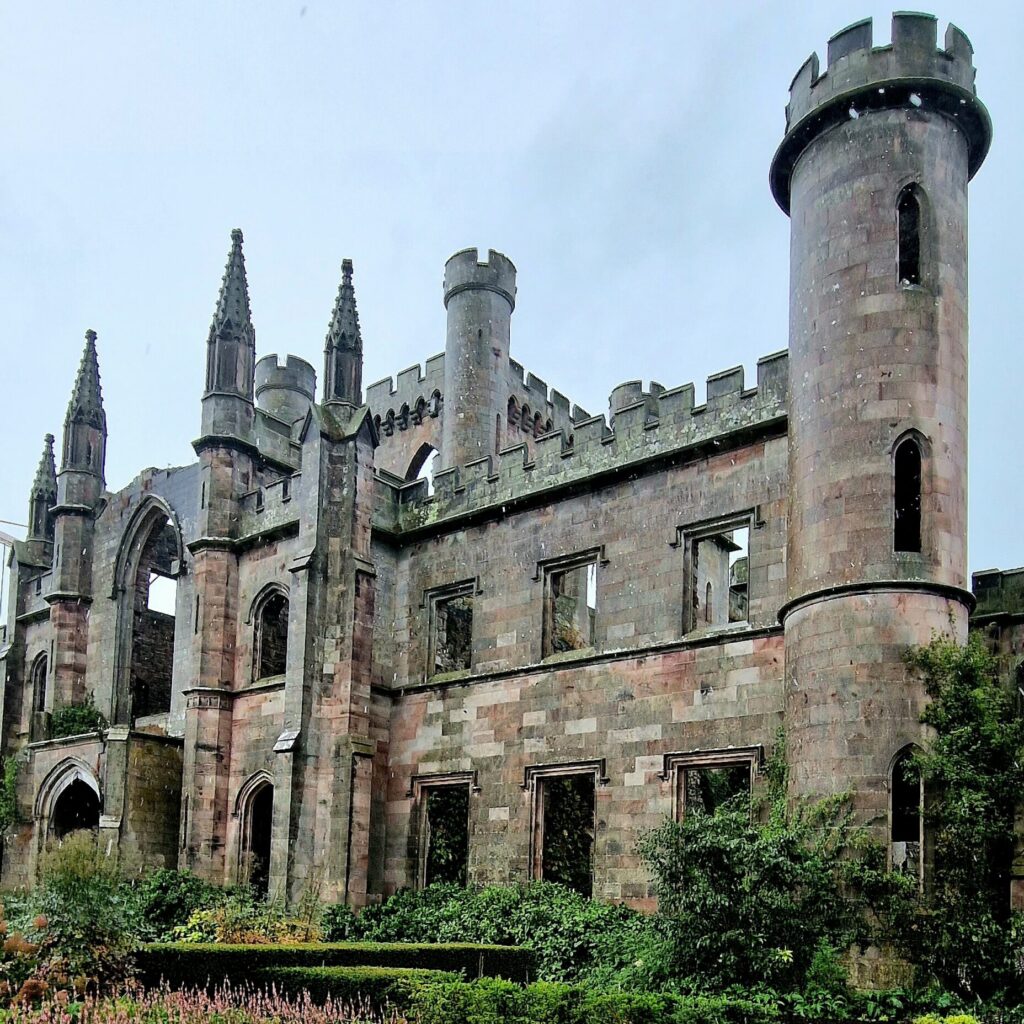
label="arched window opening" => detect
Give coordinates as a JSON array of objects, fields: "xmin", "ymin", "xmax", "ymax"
[
  {"xmin": 406, "ymin": 443, "xmax": 439, "ymax": 496},
  {"xmin": 256, "ymin": 592, "xmax": 289, "ymax": 680},
  {"xmin": 898, "ymin": 185, "xmax": 922, "ymax": 286},
  {"xmin": 130, "ymin": 518, "xmax": 179, "ymax": 720},
  {"xmin": 31, "ymin": 654, "xmax": 48, "ymax": 717},
  {"xmin": 891, "ymin": 748, "xmax": 923, "ymax": 885},
  {"xmin": 241, "ymin": 782, "xmax": 274, "ymax": 895},
  {"xmin": 894, "ymin": 438, "xmax": 922, "ymax": 553},
  {"xmin": 50, "ymin": 779, "xmax": 100, "ymax": 839}
]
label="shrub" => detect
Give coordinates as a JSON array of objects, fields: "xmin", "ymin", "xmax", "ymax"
[
  {"xmin": 327, "ymin": 881, "xmax": 663, "ymax": 985},
  {"xmin": 136, "ymin": 940, "xmax": 534, "ymax": 990},
  {"xmin": 0, "ymin": 758, "xmax": 19, "ymax": 834},
  {"xmin": 49, "ymin": 696, "xmax": 106, "ymax": 738},
  {"xmin": 134, "ymin": 868, "xmax": 227, "ymax": 941},
  {"xmin": 28, "ymin": 830, "xmax": 140, "ymax": 983},
  {"xmin": 902, "ymin": 634, "xmax": 1024, "ymax": 1002},
  {"xmin": 258, "ymin": 965, "xmax": 457, "ymax": 1006}
]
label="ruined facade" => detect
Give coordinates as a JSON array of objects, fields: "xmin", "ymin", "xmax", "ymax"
[{"xmin": 2, "ymin": 13, "xmax": 1020, "ymax": 908}]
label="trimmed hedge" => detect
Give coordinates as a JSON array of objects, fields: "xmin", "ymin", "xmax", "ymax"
[
  {"xmin": 405, "ymin": 978, "xmax": 782, "ymax": 1024},
  {"xmin": 137, "ymin": 940, "xmax": 534, "ymax": 989},
  {"xmin": 251, "ymin": 965, "xmax": 458, "ymax": 1006}
]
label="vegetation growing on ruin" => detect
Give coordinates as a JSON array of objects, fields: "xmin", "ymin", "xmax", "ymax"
[{"xmin": 48, "ymin": 697, "xmax": 107, "ymax": 739}]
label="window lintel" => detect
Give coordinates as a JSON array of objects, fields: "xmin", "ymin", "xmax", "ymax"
[
  {"xmin": 522, "ymin": 758, "xmax": 609, "ymax": 791},
  {"xmin": 532, "ymin": 546, "xmax": 608, "ymax": 582}
]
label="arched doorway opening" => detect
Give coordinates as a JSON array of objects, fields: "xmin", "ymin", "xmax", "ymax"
[
  {"xmin": 50, "ymin": 779, "xmax": 100, "ymax": 839},
  {"xmin": 239, "ymin": 779, "xmax": 274, "ymax": 896},
  {"xmin": 406, "ymin": 443, "xmax": 438, "ymax": 495}
]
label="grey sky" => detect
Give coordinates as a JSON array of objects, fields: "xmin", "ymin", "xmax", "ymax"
[{"xmin": 1, "ymin": 2, "xmax": 1019, "ymax": 574}]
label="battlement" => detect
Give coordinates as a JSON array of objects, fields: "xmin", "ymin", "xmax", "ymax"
[
  {"xmin": 391, "ymin": 350, "xmax": 788, "ymax": 530},
  {"xmin": 771, "ymin": 12, "xmax": 991, "ymax": 213},
  {"xmin": 609, "ymin": 380, "xmax": 664, "ymax": 423},
  {"xmin": 255, "ymin": 354, "xmax": 317, "ymax": 403},
  {"xmin": 443, "ymin": 248, "xmax": 517, "ymax": 311},
  {"xmin": 507, "ymin": 359, "xmax": 580, "ymax": 426},
  {"xmin": 365, "ymin": 354, "xmax": 445, "ymax": 435}
]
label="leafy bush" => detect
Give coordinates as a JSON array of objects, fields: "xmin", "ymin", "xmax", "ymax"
[
  {"xmin": 133, "ymin": 868, "xmax": 227, "ymax": 941},
  {"xmin": 637, "ymin": 735, "xmax": 915, "ymax": 994},
  {"xmin": 901, "ymin": 633, "xmax": 1024, "ymax": 1002},
  {"xmin": 326, "ymin": 881, "xmax": 662, "ymax": 985},
  {"xmin": 27, "ymin": 831, "xmax": 140, "ymax": 983},
  {"xmin": 49, "ymin": 696, "xmax": 107, "ymax": 738},
  {"xmin": 136, "ymin": 940, "xmax": 533, "ymax": 990},
  {"xmin": 0, "ymin": 758, "xmax": 18, "ymax": 834}
]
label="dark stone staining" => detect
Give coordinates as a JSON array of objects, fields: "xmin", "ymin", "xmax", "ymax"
[
  {"xmin": 50, "ymin": 780, "xmax": 100, "ymax": 838},
  {"xmin": 257, "ymin": 593, "xmax": 289, "ymax": 679},
  {"xmin": 894, "ymin": 439, "xmax": 922, "ymax": 553},
  {"xmin": 540, "ymin": 773, "xmax": 595, "ymax": 897},
  {"xmin": 131, "ymin": 520, "xmax": 179, "ymax": 719},
  {"xmin": 433, "ymin": 594, "xmax": 473, "ymax": 674},
  {"xmin": 423, "ymin": 784, "xmax": 470, "ymax": 886}
]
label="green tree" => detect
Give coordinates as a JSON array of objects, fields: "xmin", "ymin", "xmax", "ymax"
[{"xmin": 903, "ymin": 632, "xmax": 1024, "ymax": 1001}]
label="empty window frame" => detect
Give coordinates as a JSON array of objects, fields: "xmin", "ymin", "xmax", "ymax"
[
  {"xmin": 890, "ymin": 746, "xmax": 924, "ymax": 889},
  {"xmin": 894, "ymin": 437, "xmax": 923, "ymax": 553},
  {"xmin": 255, "ymin": 590, "xmax": 289, "ymax": 680},
  {"xmin": 411, "ymin": 773, "xmax": 474, "ymax": 888},
  {"xmin": 541, "ymin": 551, "xmax": 600, "ymax": 657},
  {"xmin": 682, "ymin": 514, "xmax": 751, "ymax": 632},
  {"xmin": 664, "ymin": 747, "xmax": 760, "ymax": 821},
  {"xmin": 526, "ymin": 761, "xmax": 605, "ymax": 897},
  {"xmin": 897, "ymin": 184, "xmax": 922, "ymax": 286},
  {"xmin": 426, "ymin": 580, "xmax": 476, "ymax": 677},
  {"xmin": 30, "ymin": 653, "xmax": 48, "ymax": 717}
]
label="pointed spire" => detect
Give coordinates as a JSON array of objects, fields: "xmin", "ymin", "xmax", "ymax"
[
  {"xmin": 65, "ymin": 330, "xmax": 106, "ymax": 431},
  {"xmin": 324, "ymin": 259, "xmax": 363, "ymax": 404},
  {"xmin": 209, "ymin": 228, "xmax": 255, "ymax": 346},
  {"xmin": 31, "ymin": 434, "xmax": 57, "ymax": 499}
]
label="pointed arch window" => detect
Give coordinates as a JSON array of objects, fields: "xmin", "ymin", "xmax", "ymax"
[
  {"xmin": 255, "ymin": 590, "xmax": 289, "ymax": 680},
  {"xmin": 31, "ymin": 654, "xmax": 48, "ymax": 718},
  {"xmin": 894, "ymin": 438, "xmax": 922, "ymax": 553},
  {"xmin": 898, "ymin": 185, "xmax": 922, "ymax": 286}
]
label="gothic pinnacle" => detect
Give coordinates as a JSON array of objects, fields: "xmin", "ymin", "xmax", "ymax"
[
  {"xmin": 210, "ymin": 227, "xmax": 254, "ymax": 345},
  {"xmin": 65, "ymin": 329, "xmax": 106, "ymax": 430},
  {"xmin": 325, "ymin": 258, "xmax": 362, "ymax": 353},
  {"xmin": 31, "ymin": 433, "xmax": 57, "ymax": 499}
]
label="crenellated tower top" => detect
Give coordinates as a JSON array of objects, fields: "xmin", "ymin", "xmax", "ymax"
[
  {"xmin": 443, "ymin": 248, "xmax": 516, "ymax": 312},
  {"xmin": 770, "ymin": 12, "xmax": 991, "ymax": 213}
]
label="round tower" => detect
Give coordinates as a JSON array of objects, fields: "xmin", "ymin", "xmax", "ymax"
[
  {"xmin": 255, "ymin": 354, "xmax": 317, "ymax": 426},
  {"xmin": 771, "ymin": 15, "xmax": 991, "ymax": 824},
  {"xmin": 441, "ymin": 248, "xmax": 516, "ymax": 470}
]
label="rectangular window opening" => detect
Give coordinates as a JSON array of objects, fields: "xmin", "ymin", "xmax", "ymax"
[
  {"xmin": 535, "ymin": 772, "xmax": 595, "ymax": 897},
  {"xmin": 544, "ymin": 558, "xmax": 598, "ymax": 657},
  {"xmin": 685, "ymin": 517, "xmax": 750, "ymax": 632},
  {"xmin": 427, "ymin": 583, "xmax": 475, "ymax": 677},
  {"xmin": 665, "ymin": 748, "xmax": 760, "ymax": 821},
  {"xmin": 421, "ymin": 783, "xmax": 470, "ymax": 887}
]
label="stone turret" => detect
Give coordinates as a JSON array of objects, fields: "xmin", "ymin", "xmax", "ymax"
[
  {"xmin": 201, "ymin": 228, "xmax": 256, "ymax": 441},
  {"xmin": 774, "ymin": 14, "xmax": 991, "ymax": 848},
  {"xmin": 441, "ymin": 248, "xmax": 516, "ymax": 470},
  {"xmin": 255, "ymin": 354, "xmax": 317, "ymax": 427},
  {"xmin": 323, "ymin": 259, "xmax": 363, "ymax": 406}
]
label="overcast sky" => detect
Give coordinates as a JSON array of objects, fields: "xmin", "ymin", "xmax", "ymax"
[{"xmin": 0, "ymin": 2, "xmax": 1019, "ymax": 574}]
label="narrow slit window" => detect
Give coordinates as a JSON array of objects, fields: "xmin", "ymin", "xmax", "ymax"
[
  {"xmin": 894, "ymin": 438, "xmax": 922, "ymax": 552},
  {"xmin": 898, "ymin": 186, "xmax": 921, "ymax": 286},
  {"xmin": 891, "ymin": 748, "xmax": 923, "ymax": 887}
]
